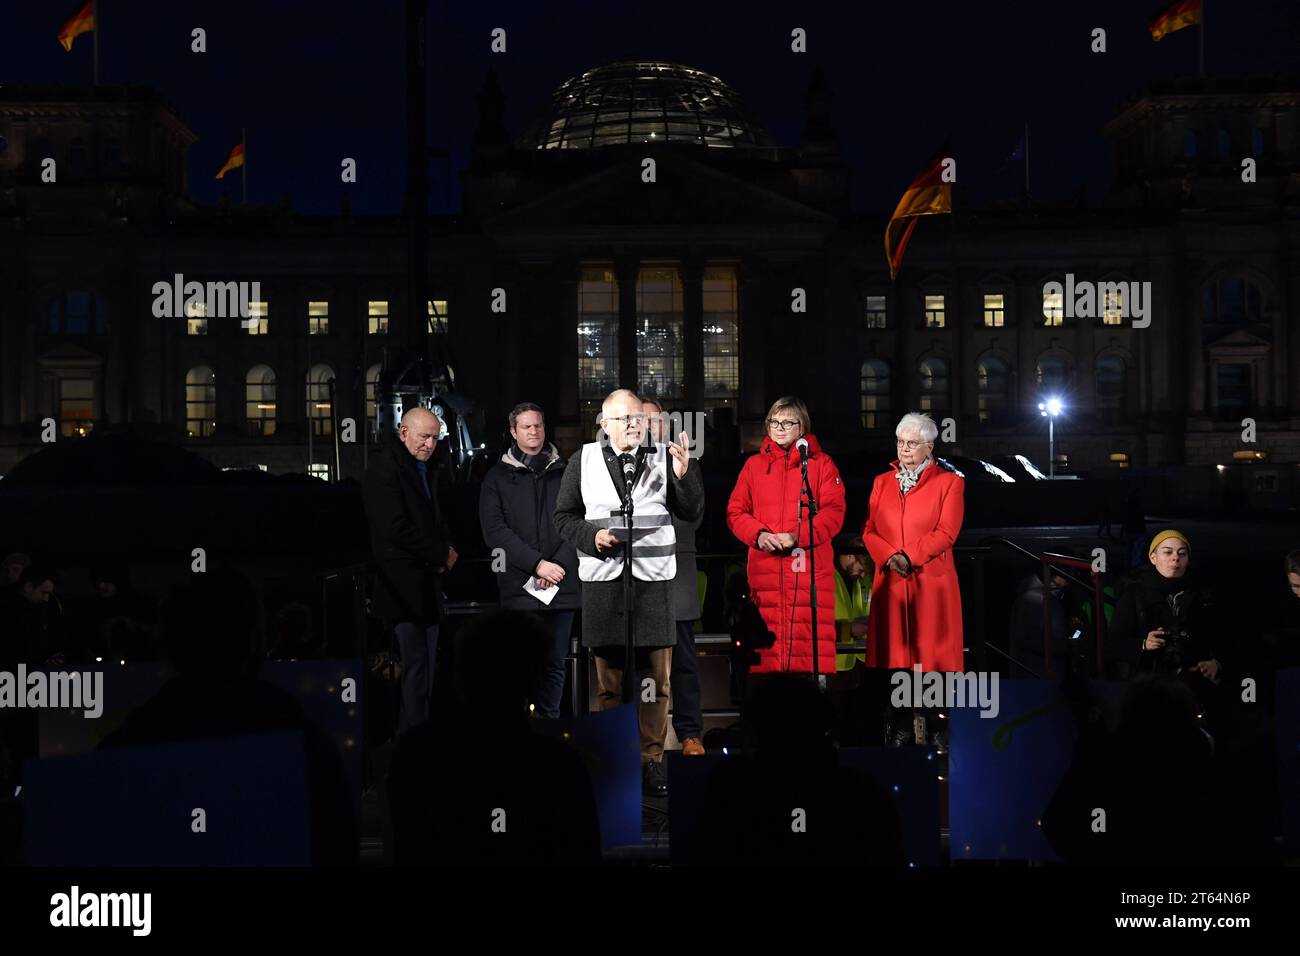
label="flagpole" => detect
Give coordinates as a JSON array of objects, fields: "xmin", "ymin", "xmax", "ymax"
[
  {"xmin": 241, "ymin": 127, "xmax": 247, "ymax": 205},
  {"xmin": 1199, "ymin": 0, "xmax": 1206, "ymax": 78},
  {"xmin": 92, "ymin": 0, "xmax": 99, "ymax": 86}
]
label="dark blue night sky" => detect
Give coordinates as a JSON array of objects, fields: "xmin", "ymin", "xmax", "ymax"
[{"xmin": 3, "ymin": 0, "xmax": 1296, "ymax": 215}]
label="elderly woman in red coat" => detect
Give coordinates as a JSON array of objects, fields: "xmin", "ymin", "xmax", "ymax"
[
  {"xmin": 863, "ymin": 412, "xmax": 965, "ymax": 674},
  {"xmin": 726, "ymin": 396, "xmax": 846, "ymax": 675}
]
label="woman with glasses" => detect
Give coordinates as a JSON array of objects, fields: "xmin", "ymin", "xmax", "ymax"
[
  {"xmin": 863, "ymin": 413, "xmax": 965, "ymax": 712},
  {"xmin": 725, "ymin": 396, "xmax": 846, "ymax": 675}
]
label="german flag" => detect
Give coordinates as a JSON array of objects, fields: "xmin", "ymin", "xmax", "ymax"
[
  {"xmin": 1149, "ymin": 0, "xmax": 1201, "ymax": 41},
  {"xmin": 215, "ymin": 143, "xmax": 245, "ymax": 180},
  {"xmin": 885, "ymin": 151, "xmax": 953, "ymax": 281},
  {"xmin": 57, "ymin": 1, "xmax": 94, "ymax": 52}
]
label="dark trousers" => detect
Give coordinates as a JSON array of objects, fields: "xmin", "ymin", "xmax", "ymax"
[
  {"xmin": 395, "ymin": 621, "xmax": 439, "ymax": 730},
  {"xmin": 531, "ymin": 610, "xmax": 575, "ymax": 719},
  {"xmin": 671, "ymin": 620, "xmax": 703, "ymax": 742}
]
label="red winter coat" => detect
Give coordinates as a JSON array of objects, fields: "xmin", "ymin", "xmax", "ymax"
[
  {"xmin": 726, "ymin": 434, "xmax": 845, "ymax": 674},
  {"xmin": 862, "ymin": 459, "xmax": 965, "ymax": 671}
]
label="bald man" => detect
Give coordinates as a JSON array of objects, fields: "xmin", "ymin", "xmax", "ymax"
[{"xmin": 363, "ymin": 407, "xmax": 459, "ymax": 729}]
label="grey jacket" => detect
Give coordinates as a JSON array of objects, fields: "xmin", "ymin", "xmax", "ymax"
[{"xmin": 671, "ymin": 512, "xmax": 703, "ymax": 622}]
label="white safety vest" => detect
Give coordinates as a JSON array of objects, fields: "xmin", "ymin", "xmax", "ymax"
[{"xmin": 578, "ymin": 441, "xmax": 677, "ymax": 582}]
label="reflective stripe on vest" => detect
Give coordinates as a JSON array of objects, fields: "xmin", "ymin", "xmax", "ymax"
[{"xmin": 578, "ymin": 441, "xmax": 677, "ymax": 582}]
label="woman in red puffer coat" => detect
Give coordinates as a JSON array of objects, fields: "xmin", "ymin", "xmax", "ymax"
[{"xmin": 726, "ymin": 396, "xmax": 845, "ymax": 675}]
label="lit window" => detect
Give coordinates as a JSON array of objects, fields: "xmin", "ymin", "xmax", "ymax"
[
  {"xmin": 185, "ymin": 366, "xmax": 217, "ymax": 438},
  {"xmin": 59, "ymin": 378, "xmax": 95, "ymax": 438},
  {"xmin": 308, "ymin": 300, "xmax": 329, "ymax": 335},
  {"xmin": 307, "ymin": 364, "xmax": 335, "ymax": 436},
  {"xmin": 865, "ymin": 295, "xmax": 887, "ymax": 330},
  {"xmin": 427, "ymin": 299, "xmax": 449, "ymax": 335},
  {"xmin": 636, "ymin": 266, "xmax": 684, "ymax": 404},
  {"xmin": 924, "ymin": 294, "xmax": 945, "ymax": 329},
  {"xmin": 1042, "ymin": 289, "xmax": 1063, "ymax": 326},
  {"xmin": 578, "ymin": 267, "xmax": 619, "ymax": 426},
  {"xmin": 702, "ymin": 265, "xmax": 739, "ymax": 412},
  {"xmin": 245, "ymin": 301, "xmax": 268, "ymax": 335},
  {"xmin": 308, "ymin": 463, "xmax": 331, "ymax": 482},
  {"xmin": 983, "ymin": 294, "xmax": 1005, "ymax": 328},
  {"xmin": 245, "ymin": 364, "xmax": 276, "ymax": 437},
  {"xmin": 186, "ymin": 300, "xmax": 208, "ymax": 336},
  {"xmin": 368, "ymin": 300, "xmax": 389, "ymax": 335},
  {"xmin": 860, "ymin": 359, "xmax": 890, "ymax": 430},
  {"xmin": 1102, "ymin": 288, "xmax": 1124, "ymax": 326}
]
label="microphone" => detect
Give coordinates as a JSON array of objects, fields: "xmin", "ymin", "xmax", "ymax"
[{"xmin": 796, "ymin": 438, "xmax": 809, "ymax": 462}]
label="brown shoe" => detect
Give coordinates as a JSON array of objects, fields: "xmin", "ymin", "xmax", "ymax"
[{"xmin": 681, "ymin": 737, "xmax": 705, "ymax": 756}]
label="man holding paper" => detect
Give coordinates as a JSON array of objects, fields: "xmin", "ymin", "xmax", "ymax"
[
  {"xmin": 478, "ymin": 402, "xmax": 581, "ymax": 718},
  {"xmin": 553, "ymin": 388, "xmax": 703, "ymax": 796}
]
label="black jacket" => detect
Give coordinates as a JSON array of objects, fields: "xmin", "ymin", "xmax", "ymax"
[
  {"xmin": 1008, "ymin": 573, "xmax": 1072, "ymax": 679},
  {"xmin": 1109, "ymin": 565, "xmax": 1223, "ymax": 674},
  {"xmin": 478, "ymin": 442, "xmax": 580, "ymax": 612},
  {"xmin": 362, "ymin": 438, "xmax": 453, "ymax": 626}
]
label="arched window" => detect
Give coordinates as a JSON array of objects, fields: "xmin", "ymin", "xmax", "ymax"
[
  {"xmin": 185, "ymin": 366, "xmax": 216, "ymax": 439},
  {"xmin": 860, "ymin": 359, "xmax": 890, "ymax": 430},
  {"xmin": 245, "ymin": 365, "xmax": 276, "ymax": 437},
  {"xmin": 47, "ymin": 291, "xmax": 107, "ymax": 335},
  {"xmin": 1095, "ymin": 355, "xmax": 1126, "ymax": 423},
  {"xmin": 977, "ymin": 355, "xmax": 1011, "ymax": 424},
  {"xmin": 307, "ymin": 364, "xmax": 336, "ymax": 436},
  {"xmin": 365, "ymin": 364, "xmax": 382, "ymax": 439},
  {"xmin": 1203, "ymin": 276, "xmax": 1263, "ymax": 324},
  {"xmin": 1036, "ymin": 355, "xmax": 1068, "ymax": 392},
  {"xmin": 918, "ymin": 357, "xmax": 949, "ymax": 415}
]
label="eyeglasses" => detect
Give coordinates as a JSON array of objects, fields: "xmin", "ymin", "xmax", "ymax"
[
  {"xmin": 604, "ymin": 415, "xmax": 645, "ymax": 426},
  {"xmin": 767, "ymin": 419, "xmax": 801, "ymax": 431},
  {"xmin": 896, "ymin": 438, "xmax": 930, "ymax": 450}
]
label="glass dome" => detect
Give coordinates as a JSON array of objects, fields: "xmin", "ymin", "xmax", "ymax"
[{"xmin": 519, "ymin": 60, "xmax": 774, "ymax": 151}]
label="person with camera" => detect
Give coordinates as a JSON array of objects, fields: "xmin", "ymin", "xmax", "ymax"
[{"xmin": 1109, "ymin": 530, "xmax": 1225, "ymax": 724}]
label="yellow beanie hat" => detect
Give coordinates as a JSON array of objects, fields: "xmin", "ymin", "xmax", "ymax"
[{"xmin": 1148, "ymin": 529, "xmax": 1190, "ymax": 556}]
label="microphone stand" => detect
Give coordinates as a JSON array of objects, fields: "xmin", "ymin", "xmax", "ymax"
[
  {"xmin": 799, "ymin": 449, "xmax": 822, "ymax": 686},
  {"xmin": 620, "ymin": 465, "xmax": 637, "ymax": 704}
]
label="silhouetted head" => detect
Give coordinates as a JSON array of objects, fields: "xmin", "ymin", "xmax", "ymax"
[
  {"xmin": 1285, "ymin": 549, "xmax": 1300, "ymax": 600},
  {"xmin": 453, "ymin": 610, "xmax": 550, "ymax": 720},
  {"xmin": 18, "ymin": 565, "xmax": 56, "ymax": 605},
  {"xmin": 2, "ymin": 552, "xmax": 30, "ymax": 585},
  {"xmin": 90, "ymin": 561, "xmax": 131, "ymax": 599},
  {"xmin": 159, "ymin": 567, "xmax": 264, "ymax": 682}
]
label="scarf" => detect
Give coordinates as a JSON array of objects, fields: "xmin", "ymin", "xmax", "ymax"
[{"xmin": 895, "ymin": 455, "xmax": 931, "ymax": 496}]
